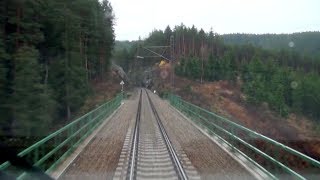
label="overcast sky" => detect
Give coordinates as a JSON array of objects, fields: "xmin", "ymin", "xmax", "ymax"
[{"xmin": 108, "ymin": 0, "xmax": 320, "ymax": 41}]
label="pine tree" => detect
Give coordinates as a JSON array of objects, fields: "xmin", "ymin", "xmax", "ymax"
[
  {"xmin": 0, "ymin": 0, "xmax": 115, "ymax": 136},
  {"xmin": 164, "ymin": 26, "xmax": 172, "ymax": 44},
  {"xmin": 293, "ymin": 72, "xmax": 320, "ymax": 120},
  {"xmin": 0, "ymin": 33, "xmax": 10, "ymax": 136},
  {"xmin": 11, "ymin": 46, "xmax": 53, "ymax": 137}
]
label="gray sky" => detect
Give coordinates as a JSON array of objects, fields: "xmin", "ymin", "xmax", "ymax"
[{"xmin": 108, "ymin": 0, "xmax": 320, "ymax": 41}]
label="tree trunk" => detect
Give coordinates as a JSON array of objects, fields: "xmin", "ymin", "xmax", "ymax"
[
  {"xmin": 65, "ymin": 8, "xmax": 71, "ymax": 120},
  {"xmin": 192, "ymin": 37, "xmax": 195, "ymax": 56},
  {"xmin": 44, "ymin": 61, "xmax": 49, "ymax": 86},
  {"xmin": 99, "ymin": 47, "xmax": 104, "ymax": 80},
  {"xmin": 84, "ymin": 36, "xmax": 89, "ymax": 82},
  {"xmin": 79, "ymin": 35, "xmax": 83, "ymax": 56},
  {"xmin": 67, "ymin": 104, "xmax": 71, "ymax": 120},
  {"xmin": 182, "ymin": 33, "xmax": 185, "ymax": 56},
  {"xmin": 201, "ymin": 41, "xmax": 204, "ymax": 83},
  {"xmin": 16, "ymin": 6, "xmax": 21, "ymax": 48}
]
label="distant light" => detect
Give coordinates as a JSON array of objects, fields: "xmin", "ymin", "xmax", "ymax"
[
  {"xmin": 291, "ymin": 81, "xmax": 298, "ymax": 89},
  {"xmin": 136, "ymin": 56, "xmax": 144, "ymax": 59},
  {"xmin": 288, "ymin": 41, "xmax": 295, "ymax": 48}
]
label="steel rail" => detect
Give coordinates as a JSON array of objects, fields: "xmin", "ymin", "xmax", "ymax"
[
  {"xmin": 127, "ymin": 89, "xmax": 142, "ymax": 180},
  {"xmin": 144, "ymin": 89, "xmax": 188, "ymax": 180}
]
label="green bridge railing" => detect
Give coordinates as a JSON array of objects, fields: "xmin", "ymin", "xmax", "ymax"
[
  {"xmin": 168, "ymin": 94, "xmax": 320, "ymax": 180},
  {"xmin": 0, "ymin": 93, "xmax": 123, "ymax": 179}
]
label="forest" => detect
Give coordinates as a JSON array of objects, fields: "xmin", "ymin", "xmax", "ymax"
[
  {"xmin": 0, "ymin": 0, "xmax": 115, "ymax": 138},
  {"xmin": 120, "ymin": 24, "xmax": 320, "ymax": 122},
  {"xmin": 222, "ymin": 32, "xmax": 320, "ymax": 58}
]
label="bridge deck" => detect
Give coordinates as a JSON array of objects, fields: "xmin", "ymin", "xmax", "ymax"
[
  {"xmin": 58, "ymin": 91, "xmax": 139, "ymax": 180},
  {"xmin": 148, "ymin": 91, "xmax": 255, "ymax": 179},
  {"xmin": 58, "ymin": 89, "xmax": 255, "ymax": 180}
]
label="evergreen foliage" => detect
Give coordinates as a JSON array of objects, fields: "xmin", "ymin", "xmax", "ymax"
[
  {"xmin": 222, "ymin": 32, "xmax": 320, "ymax": 58},
  {"xmin": 143, "ymin": 24, "xmax": 320, "ymax": 121},
  {"xmin": 0, "ymin": 0, "xmax": 115, "ymax": 137}
]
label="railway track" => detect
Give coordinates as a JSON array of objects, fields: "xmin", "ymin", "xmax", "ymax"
[
  {"xmin": 125, "ymin": 88, "xmax": 188, "ymax": 180},
  {"xmin": 60, "ymin": 88, "xmax": 251, "ymax": 180}
]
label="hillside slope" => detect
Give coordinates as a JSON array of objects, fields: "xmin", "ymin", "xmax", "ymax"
[
  {"xmin": 222, "ymin": 32, "xmax": 320, "ymax": 57},
  {"xmin": 153, "ymin": 72, "xmax": 320, "ymax": 161}
]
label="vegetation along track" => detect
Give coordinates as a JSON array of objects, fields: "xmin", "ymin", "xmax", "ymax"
[{"xmin": 125, "ymin": 88, "xmax": 188, "ymax": 180}]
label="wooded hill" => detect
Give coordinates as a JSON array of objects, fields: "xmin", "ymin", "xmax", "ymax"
[
  {"xmin": 134, "ymin": 24, "xmax": 320, "ymax": 122},
  {"xmin": 0, "ymin": 0, "xmax": 115, "ymax": 137},
  {"xmin": 222, "ymin": 32, "xmax": 320, "ymax": 58}
]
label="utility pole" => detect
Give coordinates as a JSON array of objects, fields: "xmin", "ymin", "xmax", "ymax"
[
  {"xmin": 134, "ymin": 38, "xmax": 141, "ymax": 86},
  {"xmin": 170, "ymin": 35, "xmax": 175, "ymax": 91}
]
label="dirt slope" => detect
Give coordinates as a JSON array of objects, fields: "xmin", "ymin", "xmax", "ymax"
[{"xmin": 154, "ymin": 75, "xmax": 320, "ymax": 161}]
